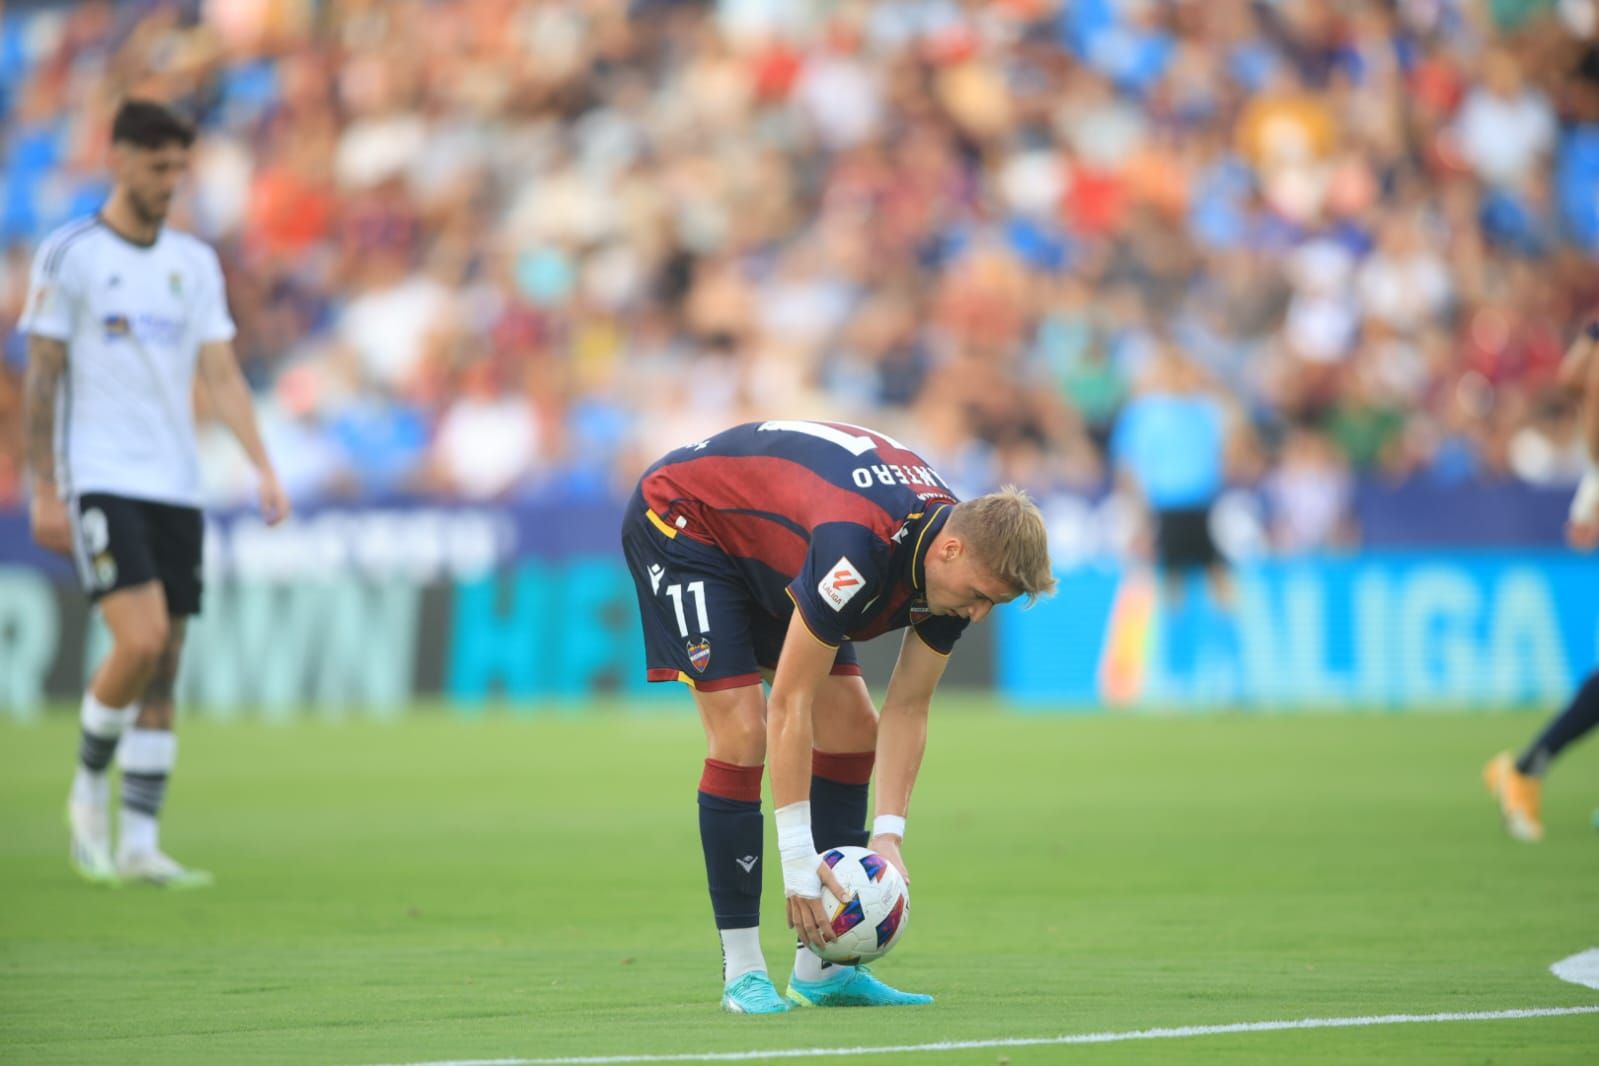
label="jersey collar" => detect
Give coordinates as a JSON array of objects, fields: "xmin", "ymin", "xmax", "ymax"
[
  {"xmin": 910, "ymin": 504, "xmax": 953, "ymax": 592},
  {"xmin": 96, "ymin": 213, "xmax": 160, "ymax": 250}
]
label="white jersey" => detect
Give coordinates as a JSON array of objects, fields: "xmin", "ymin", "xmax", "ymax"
[{"xmin": 19, "ymin": 216, "xmax": 236, "ymax": 507}]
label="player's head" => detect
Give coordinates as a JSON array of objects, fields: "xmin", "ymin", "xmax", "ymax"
[
  {"xmin": 924, "ymin": 486, "xmax": 1056, "ymax": 623},
  {"xmin": 109, "ymin": 99, "xmax": 195, "ymax": 226}
]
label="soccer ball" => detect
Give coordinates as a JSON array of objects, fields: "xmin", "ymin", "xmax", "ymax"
[{"xmin": 810, "ymin": 845, "xmax": 910, "ymax": 964}]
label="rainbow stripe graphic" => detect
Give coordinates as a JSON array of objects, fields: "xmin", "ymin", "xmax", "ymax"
[
  {"xmin": 830, "ymin": 895, "xmax": 866, "ymax": 936},
  {"xmin": 1096, "ymin": 571, "xmax": 1159, "ymax": 706},
  {"xmin": 874, "ymin": 894, "xmax": 905, "ymax": 948}
]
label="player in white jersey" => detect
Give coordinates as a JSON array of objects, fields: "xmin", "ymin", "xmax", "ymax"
[
  {"xmin": 20, "ymin": 100, "xmax": 289, "ymax": 886},
  {"xmin": 1484, "ymin": 320, "xmax": 1599, "ymax": 840}
]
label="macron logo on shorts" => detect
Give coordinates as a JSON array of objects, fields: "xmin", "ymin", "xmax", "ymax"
[{"xmin": 819, "ymin": 556, "xmax": 865, "ymax": 611}]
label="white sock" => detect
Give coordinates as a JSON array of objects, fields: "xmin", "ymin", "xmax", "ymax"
[
  {"xmin": 120, "ymin": 809, "xmax": 158, "ymax": 856},
  {"xmin": 793, "ymin": 946, "xmax": 847, "ymax": 983},
  {"xmin": 75, "ymin": 693, "xmax": 137, "ymax": 811},
  {"xmin": 719, "ymin": 927, "xmax": 765, "ymax": 983},
  {"xmin": 118, "ymin": 729, "xmax": 177, "ymax": 858},
  {"xmin": 80, "ymin": 691, "xmax": 139, "ymax": 736},
  {"xmin": 71, "ymin": 766, "xmax": 110, "ymax": 809}
]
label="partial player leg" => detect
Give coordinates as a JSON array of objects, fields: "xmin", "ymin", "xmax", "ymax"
[
  {"xmin": 693, "ymin": 682, "xmax": 788, "ymax": 1014},
  {"xmin": 116, "ymin": 618, "xmax": 212, "ymax": 887},
  {"xmin": 810, "ymin": 672, "xmax": 876, "ymax": 854},
  {"xmin": 794, "ymin": 672, "xmax": 874, "ymax": 987},
  {"xmin": 1485, "ymin": 670, "xmax": 1599, "ymax": 841},
  {"xmin": 69, "ymin": 581, "xmax": 169, "ymax": 884},
  {"xmin": 1157, "ymin": 568, "xmax": 1196, "ymax": 695},
  {"xmin": 1517, "ymin": 670, "xmax": 1599, "ymax": 776},
  {"xmin": 1196, "ymin": 560, "xmax": 1241, "ymax": 701},
  {"xmin": 620, "ymin": 502, "xmax": 785, "ymax": 1011},
  {"xmin": 1204, "ymin": 558, "xmax": 1236, "ymax": 611},
  {"xmin": 787, "ymin": 673, "xmax": 931, "ymax": 1008}
]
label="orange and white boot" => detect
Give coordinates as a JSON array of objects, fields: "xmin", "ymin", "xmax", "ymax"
[{"xmin": 1484, "ymin": 752, "xmax": 1543, "ymax": 842}]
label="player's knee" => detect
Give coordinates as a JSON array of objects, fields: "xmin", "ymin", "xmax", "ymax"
[
  {"xmin": 119, "ymin": 619, "xmax": 170, "ymax": 669},
  {"xmin": 844, "ymin": 697, "xmax": 878, "ymax": 736},
  {"xmin": 710, "ymin": 712, "xmax": 767, "ymax": 765},
  {"xmin": 818, "ymin": 690, "xmax": 879, "ymax": 750}
]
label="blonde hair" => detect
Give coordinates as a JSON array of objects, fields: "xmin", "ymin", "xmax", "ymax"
[{"xmin": 946, "ymin": 485, "xmax": 1057, "ymax": 603}]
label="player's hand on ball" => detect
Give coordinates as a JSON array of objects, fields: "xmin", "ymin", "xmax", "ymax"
[
  {"xmin": 29, "ymin": 490, "xmax": 71, "ymax": 556},
  {"xmin": 258, "ymin": 470, "xmax": 291, "ymax": 526},
  {"xmin": 786, "ymin": 858, "xmax": 851, "ymax": 949},
  {"xmin": 868, "ymin": 833, "xmax": 910, "ymax": 887}
]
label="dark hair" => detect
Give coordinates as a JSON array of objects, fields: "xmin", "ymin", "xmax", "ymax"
[{"xmin": 111, "ymin": 99, "xmax": 195, "ymax": 150}]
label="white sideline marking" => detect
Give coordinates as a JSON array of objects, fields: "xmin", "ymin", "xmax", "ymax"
[
  {"xmin": 366, "ymin": 1005, "xmax": 1599, "ymax": 1066},
  {"xmin": 1553, "ymin": 949, "xmax": 1599, "ymax": 990}
]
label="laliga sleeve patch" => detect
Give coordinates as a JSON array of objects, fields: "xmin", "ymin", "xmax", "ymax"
[{"xmin": 819, "ymin": 556, "xmax": 865, "ymax": 611}]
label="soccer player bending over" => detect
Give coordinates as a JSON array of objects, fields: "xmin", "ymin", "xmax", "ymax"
[
  {"xmin": 621, "ymin": 421, "xmax": 1055, "ymax": 1013},
  {"xmin": 21, "ymin": 100, "xmax": 289, "ymax": 886},
  {"xmin": 1484, "ymin": 320, "xmax": 1599, "ymax": 840}
]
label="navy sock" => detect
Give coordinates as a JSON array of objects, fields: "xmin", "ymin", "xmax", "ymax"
[
  {"xmin": 810, "ymin": 750, "xmax": 873, "ymax": 852},
  {"xmin": 697, "ymin": 759, "xmax": 764, "ymax": 930},
  {"xmin": 1516, "ymin": 670, "xmax": 1599, "ymax": 777}
]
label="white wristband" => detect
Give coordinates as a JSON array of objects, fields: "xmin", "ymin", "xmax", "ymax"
[
  {"xmin": 872, "ymin": 814, "xmax": 906, "ymax": 840},
  {"xmin": 1572, "ymin": 468, "xmax": 1599, "ymax": 525},
  {"xmin": 775, "ymin": 801, "xmax": 821, "ymax": 898}
]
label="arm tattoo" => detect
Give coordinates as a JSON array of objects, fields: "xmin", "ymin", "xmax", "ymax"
[{"xmin": 22, "ymin": 336, "xmax": 67, "ymax": 486}]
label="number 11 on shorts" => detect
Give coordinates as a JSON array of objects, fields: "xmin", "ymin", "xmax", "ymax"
[{"xmin": 665, "ymin": 580, "xmax": 710, "ymax": 636}]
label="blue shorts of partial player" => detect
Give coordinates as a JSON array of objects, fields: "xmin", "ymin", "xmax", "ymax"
[{"xmin": 619, "ymin": 490, "xmax": 859, "ymax": 692}]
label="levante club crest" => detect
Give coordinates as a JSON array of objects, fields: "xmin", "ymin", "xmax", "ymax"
[
  {"xmin": 686, "ymin": 639, "xmax": 711, "ymax": 673},
  {"xmin": 908, "ymin": 598, "xmax": 931, "ymax": 625}
]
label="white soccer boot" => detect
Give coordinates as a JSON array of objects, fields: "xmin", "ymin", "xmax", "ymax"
[
  {"xmin": 116, "ymin": 848, "xmax": 215, "ymax": 889},
  {"xmin": 67, "ymin": 781, "xmax": 118, "ymax": 885}
]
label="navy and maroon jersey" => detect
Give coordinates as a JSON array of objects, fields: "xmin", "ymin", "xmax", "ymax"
[{"xmin": 633, "ymin": 420, "xmax": 969, "ymax": 655}]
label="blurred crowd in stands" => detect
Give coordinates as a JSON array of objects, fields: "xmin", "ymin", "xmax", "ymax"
[{"xmin": 2, "ymin": 0, "xmax": 1598, "ymax": 555}]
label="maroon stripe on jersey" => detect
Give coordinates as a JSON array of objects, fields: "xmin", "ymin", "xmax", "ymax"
[
  {"xmin": 714, "ymin": 509, "xmax": 808, "ymax": 576},
  {"xmin": 849, "ymin": 584, "xmax": 916, "ymax": 642},
  {"xmin": 643, "ymin": 455, "xmax": 901, "ymax": 543},
  {"xmin": 640, "ymin": 471, "xmax": 694, "ymax": 529}
]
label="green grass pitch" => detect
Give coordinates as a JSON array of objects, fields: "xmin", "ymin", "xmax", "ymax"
[{"xmin": 2, "ymin": 702, "xmax": 1596, "ymax": 1065}]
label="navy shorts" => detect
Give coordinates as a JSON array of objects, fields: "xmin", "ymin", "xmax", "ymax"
[{"xmin": 620, "ymin": 493, "xmax": 859, "ymax": 692}]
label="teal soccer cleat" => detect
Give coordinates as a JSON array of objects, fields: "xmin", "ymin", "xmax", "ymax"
[
  {"xmin": 720, "ymin": 972, "xmax": 790, "ymax": 1014},
  {"xmin": 786, "ymin": 965, "xmax": 933, "ymax": 1007}
]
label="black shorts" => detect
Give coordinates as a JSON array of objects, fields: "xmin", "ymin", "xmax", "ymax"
[
  {"xmin": 620, "ymin": 492, "xmax": 859, "ymax": 692},
  {"xmin": 1154, "ymin": 505, "xmax": 1222, "ymax": 573},
  {"xmin": 70, "ymin": 493, "xmax": 204, "ymax": 616}
]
